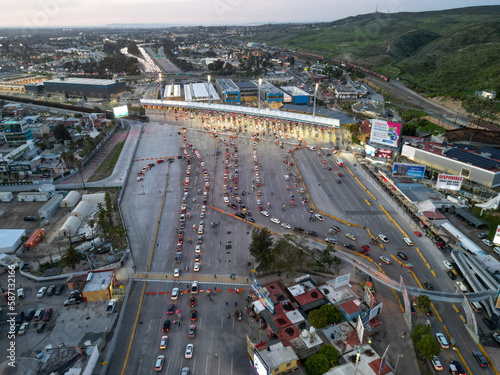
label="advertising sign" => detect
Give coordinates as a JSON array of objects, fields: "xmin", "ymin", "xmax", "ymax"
[
  {"xmin": 376, "ymin": 149, "xmax": 393, "ymax": 159},
  {"xmin": 393, "ymin": 163, "xmax": 426, "ymax": 179},
  {"xmin": 363, "ymin": 285, "xmax": 376, "ymax": 308},
  {"xmin": 365, "ymin": 144, "xmax": 376, "ymax": 157},
  {"xmin": 370, "ymin": 119, "xmax": 401, "ymax": 147},
  {"xmin": 253, "ymin": 351, "xmax": 269, "ymax": 375},
  {"xmin": 356, "ymin": 316, "xmax": 364, "ymax": 344},
  {"xmin": 494, "ymin": 225, "xmax": 500, "ymax": 246},
  {"xmin": 436, "ymin": 174, "xmax": 463, "ymax": 191},
  {"xmin": 378, "ymin": 345, "xmax": 391, "ymax": 375},
  {"xmin": 113, "ymin": 105, "xmax": 129, "ymax": 118},
  {"xmin": 246, "ymin": 335, "xmax": 255, "ymax": 363},
  {"xmin": 334, "ymin": 274, "xmax": 350, "ymax": 288},
  {"xmin": 369, "ymin": 302, "xmax": 383, "ymax": 321},
  {"xmin": 250, "ymin": 273, "xmax": 275, "ymax": 314}
]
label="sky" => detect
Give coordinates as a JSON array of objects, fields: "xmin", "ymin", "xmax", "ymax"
[{"xmin": 4, "ymin": 0, "xmax": 499, "ymax": 27}]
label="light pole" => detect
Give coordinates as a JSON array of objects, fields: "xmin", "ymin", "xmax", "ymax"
[
  {"xmin": 394, "ymin": 354, "xmax": 404, "ymax": 374},
  {"xmin": 207, "ymin": 75, "xmax": 211, "ymax": 106},
  {"xmin": 158, "ymin": 73, "xmax": 162, "ymax": 101},
  {"xmin": 353, "ymin": 345, "xmax": 364, "ymax": 375},
  {"xmin": 313, "ymin": 83, "xmax": 319, "ymax": 117},
  {"xmin": 258, "ymin": 78, "xmax": 262, "ymax": 110}
]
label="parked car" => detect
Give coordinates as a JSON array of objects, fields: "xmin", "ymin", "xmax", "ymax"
[
  {"xmin": 482, "ymin": 239, "xmax": 493, "ymax": 247},
  {"xmin": 443, "ymin": 260, "xmax": 453, "ymax": 270},
  {"xmin": 37, "ymin": 287, "xmax": 47, "ymax": 298},
  {"xmin": 46, "ymin": 285, "xmax": 56, "ymax": 296},
  {"xmin": 24, "ymin": 216, "xmax": 38, "ymax": 221}
]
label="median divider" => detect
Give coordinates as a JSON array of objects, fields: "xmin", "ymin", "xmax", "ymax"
[
  {"xmin": 379, "ymin": 204, "xmax": 409, "ymax": 238},
  {"xmin": 416, "ymin": 247, "xmax": 431, "ymax": 270}
]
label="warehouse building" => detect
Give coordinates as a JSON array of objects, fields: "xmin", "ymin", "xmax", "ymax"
[
  {"xmin": 252, "ymin": 80, "xmax": 283, "ymax": 107},
  {"xmin": 18, "ymin": 191, "xmax": 51, "ymax": 202},
  {"xmin": 183, "ymin": 82, "xmax": 220, "ymax": 102},
  {"xmin": 81, "ymin": 269, "xmax": 115, "ymax": 302},
  {"xmin": 163, "ymin": 83, "xmax": 183, "ymax": 100},
  {"xmin": 215, "ymin": 79, "xmax": 240, "ymax": 103},
  {"xmin": 0, "ymin": 229, "xmax": 26, "ymax": 254},
  {"xmin": 43, "ymin": 77, "xmax": 126, "ymax": 99},
  {"xmin": 280, "ymin": 86, "xmax": 310, "ymax": 105},
  {"xmin": 234, "ymin": 81, "xmax": 258, "ymax": 98},
  {"xmin": 58, "ymin": 215, "xmax": 83, "ymax": 238}
]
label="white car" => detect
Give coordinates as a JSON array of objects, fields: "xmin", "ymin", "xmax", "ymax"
[
  {"xmin": 483, "ymin": 239, "xmax": 493, "ymax": 247},
  {"xmin": 284, "ymin": 175, "xmax": 290, "ymax": 181},
  {"xmin": 261, "ymin": 211, "xmax": 270, "ymax": 217},
  {"xmin": 435, "ymin": 333, "xmax": 449, "ymax": 349},
  {"xmin": 270, "ymin": 218, "xmax": 280, "ymax": 224},
  {"xmin": 195, "ymin": 245, "xmax": 201, "ymax": 253},
  {"xmin": 154, "ymin": 355, "xmax": 164, "ymax": 371},
  {"xmin": 17, "ymin": 288, "xmax": 25, "ymax": 299},
  {"xmin": 171, "ymin": 288, "xmax": 179, "ymax": 300},
  {"xmin": 378, "ymin": 234, "xmax": 389, "ymax": 243},
  {"xmin": 18, "ymin": 322, "xmax": 29, "ymax": 335},
  {"xmin": 201, "ymin": 205, "xmax": 207, "ymax": 212},
  {"xmin": 160, "ymin": 335, "xmax": 168, "ymax": 349},
  {"xmin": 224, "ymin": 197, "xmax": 229, "ymax": 204},
  {"xmin": 346, "ymin": 233, "xmax": 356, "ymax": 241},
  {"xmin": 403, "ymin": 237, "xmax": 414, "ymax": 246},
  {"xmin": 281, "ymin": 223, "xmax": 291, "ymax": 229},
  {"xmin": 37, "ymin": 287, "xmax": 47, "ymax": 298},
  {"xmin": 442, "ymin": 260, "xmax": 453, "ymax": 270},
  {"xmin": 315, "ymin": 214, "xmax": 324, "ymax": 221},
  {"xmin": 194, "ymin": 263, "xmax": 200, "ymax": 272},
  {"xmin": 325, "ymin": 238, "xmax": 338, "ymax": 244},
  {"xmin": 174, "ymin": 269, "xmax": 180, "ymax": 277},
  {"xmin": 379, "ymin": 256, "xmax": 392, "ymax": 264},
  {"xmin": 431, "ymin": 356, "xmax": 443, "ymax": 371},
  {"xmin": 257, "ymin": 200, "xmax": 262, "ymax": 205},
  {"xmin": 185, "ymin": 343, "xmax": 194, "ymax": 358}
]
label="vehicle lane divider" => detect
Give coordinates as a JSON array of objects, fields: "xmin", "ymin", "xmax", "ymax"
[
  {"xmin": 345, "ymin": 165, "xmax": 355, "ymax": 177},
  {"xmin": 392, "ymin": 289, "xmax": 404, "ymax": 313},
  {"xmin": 379, "ymin": 204, "xmax": 409, "ymax": 238},
  {"xmin": 431, "ymin": 270, "xmax": 436, "ymax": 278},
  {"xmin": 415, "ymin": 247, "xmax": 431, "ymax": 270},
  {"xmin": 430, "ymin": 302, "xmax": 442, "ymax": 322},
  {"xmin": 452, "ymin": 304, "xmax": 459, "ymax": 313},
  {"xmin": 365, "ymin": 199, "xmax": 371, "ymax": 206},
  {"xmin": 455, "ymin": 346, "xmax": 474, "ymax": 375},
  {"xmin": 459, "ymin": 314, "xmax": 466, "ymax": 323},
  {"xmin": 354, "ymin": 176, "xmax": 377, "ymax": 201},
  {"xmin": 478, "ymin": 342, "xmax": 500, "ymax": 375}
]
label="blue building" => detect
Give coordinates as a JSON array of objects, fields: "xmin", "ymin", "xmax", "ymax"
[
  {"xmin": 280, "ymin": 86, "xmax": 310, "ymax": 105},
  {"xmin": 253, "ymin": 80, "xmax": 283, "ymax": 107},
  {"xmin": 215, "ymin": 79, "xmax": 240, "ymax": 103},
  {"xmin": 0, "ymin": 119, "xmax": 33, "ymax": 146}
]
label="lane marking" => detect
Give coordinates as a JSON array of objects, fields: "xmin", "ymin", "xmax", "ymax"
[
  {"xmin": 379, "ymin": 204, "xmax": 409, "ymax": 237},
  {"xmin": 452, "ymin": 304, "xmax": 459, "ymax": 313}
]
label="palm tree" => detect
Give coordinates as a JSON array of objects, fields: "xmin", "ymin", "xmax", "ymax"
[
  {"xmin": 62, "ymin": 245, "xmax": 84, "ymax": 270},
  {"xmin": 415, "ymin": 294, "xmax": 431, "ymax": 324},
  {"xmin": 74, "ymin": 159, "xmax": 85, "ymax": 189},
  {"xmin": 88, "ymin": 219, "xmax": 96, "ymax": 247}
]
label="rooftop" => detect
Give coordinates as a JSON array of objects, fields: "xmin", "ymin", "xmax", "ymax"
[
  {"xmin": 0, "ymin": 229, "xmax": 26, "ymax": 248},
  {"xmin": 44, "ymin": 77, "xmax": 123, "ymax": 86},
  {"xmin": 216, "ymin": 78, "xmax": 240, "ymax": 92},
  {"xmin": 82, "ymin": 270, "xmax": 114, "ymax": 293},
  {"xmin": 234, "ymin": 81, "xmax": 257, "ymax": 90},
  {"xmin": 340, "ymin": 300, "xmax": 361, "ymax": 315},
  {"xmin": 280, "ymin": 86, "xmax": 310, "ymax": 97},
  {"xmin": 257, "ymin": 342, "xmax": 299, "ymax": 369}
]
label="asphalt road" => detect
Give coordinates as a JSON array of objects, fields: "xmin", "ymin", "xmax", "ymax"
[{"xmin": 109, "ymin": 108, "xmax": 496, "ymax": 375}]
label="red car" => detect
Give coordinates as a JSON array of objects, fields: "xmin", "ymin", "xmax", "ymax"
[
  {"xmin": 258, "ymin": 206, "xmax": 264, "ymax": 211},
  {"xmin": 361, "ymin": 244, "xmax": 370, "ymax": 251},
  {"xmin": 414, "ymin": 231, "xmax": 422, "ymax": 237},
  {"xmin": 338, "ymin": 173, "xmax": 343, "ymax": 177}
]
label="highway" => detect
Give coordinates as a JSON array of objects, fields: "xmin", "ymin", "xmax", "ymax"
[{"xmin": 107, "ymin": 107, "xmax": 497, "ymax": 374}]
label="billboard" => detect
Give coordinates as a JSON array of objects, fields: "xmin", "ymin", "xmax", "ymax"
[
  {"xmin": 250, "ymin": 273, "xmax": 274, "ymax": 314},
  {"xmin": 436, "ymin": 174, "xmax": 463, "ymax": 191},
  {"xmin": 334, "ymin": 273, "xmax": 350, "ymax": 288},
  {"xmin": 356, "ymin": 316, "xmax": 364, "ymax": 344},
  {"xmin": 369, "ymin": 302, "xmax": 383, "ymax": 321},
  {"xmin": 113, "ymin": 105, "xmax": 128, "ymax": 118},
  {"xmin": 376, "ymin": 149, "xmax": 393, "ymax": 159},
  {"xmin": 363, "ymin": 284, "xmax": 376, "ymax": 308},
  {"xmin": 370, "ymin": 119, "xmax": 401, "ymax": 147},
  {"xmin": 393, "ymin": 163, "xmax": 426, "ymax": 179},
  {"xmin": 494, "ymin": 225, "xmax": 500, "ymax": 246}
]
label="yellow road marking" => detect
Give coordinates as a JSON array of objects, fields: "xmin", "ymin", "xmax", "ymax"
[
  {"xmin": 459, "ymin": 314, "xmax": 466, "ymax": 323},
  {"xmin": 452, "ymin": 304, "xmax": 459, "ymax": 313},
  {"xmin": 365, "ymin": 199, "xmax": 371, "ymax": 206},
  {"xmin": 431, "ymin": 270, "xmax": 436, "ymax": 277},
  {"xmin": 380, "ymin": 204, "xmax": 408, "ymax": 237},
  {"xmin": 456, "ymin": 347, "xmax": 474, "ymax": 375},
  {"xmin": 430, "ymin": 302, "xmax": 442, "ymax": 322}
]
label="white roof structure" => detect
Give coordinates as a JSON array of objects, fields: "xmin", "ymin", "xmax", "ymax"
[
  {"xmin": 60, "ymin": 191, "xmax": 81, "ymax": 208},
  {"xmin": 140, "ymin": 99, "xmax": 340, "ymax": 128},
  {"xmin": 0, "ymin": 229, "xmax": 26, "ymax": 254},
  {"xmin": 183, "ymin": 83, "xmax": 220, "ymax": 102},
  {"xmin": 58, "ymin": 216, "xmax": 83, "ymax": 238},
  {"xmin": 82, "ymin": 193, "xmax": 105, "ymax": 205},
  {"xmin": 257, "ymin": 342, "xmax": 299, "ymax": 370},
  {"xmin": 44, "ymin": 77, "xmax": 120, "ymax": 86},
  {"xmin": 441, "ymin": 222, "xmax": 486, "ymax": 255},
  {"xmin": 72, "ymin": 201, "xmax": 91, "ymax": 218},
  {"xmin": 281, "ymin": 86, "xmax": 310, "ymax": 97}
]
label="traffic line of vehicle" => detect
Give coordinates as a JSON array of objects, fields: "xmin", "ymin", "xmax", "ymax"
[
  {"xmin": 379, "ymin": 204, "xmax": 409, "ymax": 238},
  {"xmin": 430, "ymin": 303, "xmax": 442, "ymax": 322},
  {"xmin": 135, "ymin": 155, "xmax": 182, "ymax": 161},
  {"xmin": 478, "ymin": 343, "xmax": 500, "ymax": 375},
  {"xmin": 132, "ymin": 272, "xmax": 249, "ymax": 284}
]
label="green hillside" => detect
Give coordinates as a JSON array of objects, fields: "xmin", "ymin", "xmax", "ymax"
[{"xmin": 245, "ymin": 6, "xmax": 500, "ymax": 96}]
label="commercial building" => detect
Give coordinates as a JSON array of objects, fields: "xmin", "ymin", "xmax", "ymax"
[
  {"xmin": 334, "ymin": 83, "xmax": 358, "ymax": 100},
  {"xmin": 183, "ymin": 82, "xmax": 220, "ymax": 102},
  {"xmin": 234, "ymin": 81, "xmax": 258, "ymax": 98},
  {"xmin": 163, "ymin": 83, "xmax": 183, "ymax": 100},
  {"xmin": 253, "ymin": 80, "xmax": 284, "ymax": 107},
  {"xmin": 43, "ymin": 77, "xmax": 126, "ymax": 99},
  {"xmin": 215, "ymin": 79, "xmax": 240, "ymax": 103},
  {"xmin": 0, "ymin": 119, "xmax": 34, "ymax": 146},
  {"xmin": 81, "ymin": 270, "xmax": 115, "ymax": 302},
  {"xmin": 280, "ymin": 86, "xmax": 310, "ymax": 105},
  {"xmin": 0, "ymin": 229, "xmax": 26, "ymax": 253},
  {"xmin": 254, "ymin": 342, "xmax": 300, "ymax": 375}
]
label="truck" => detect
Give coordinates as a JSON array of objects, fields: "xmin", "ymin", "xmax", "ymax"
[
  {"xmin": 24, "ymin": 229, "xmax": 45, "ymax": 249},
  {"xmin": 336, "ymin": 159, "xmax": 344, "ymax": 167}
]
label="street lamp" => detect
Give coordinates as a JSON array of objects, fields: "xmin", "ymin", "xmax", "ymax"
[
  {"xmin": 158, "ymin": 73, "xmax": 162, "ymax": 101},
  {"xmin": 258, "ymin": 78, "xmax": 262, "ymax": 110},
  {"xmin": 353, "ymin": 345, "xmax": 364, "ymax": 375},
  {"xmin": 394, "ymin": 354, "xmax": 404, "ymax": 374},
  {"xmin": 207, "ymin": 75, "xmax": 211, "ymax": 105},
  {"xmin": 313, "ymin": 83, "xmax": 319, "ymax": 117}
]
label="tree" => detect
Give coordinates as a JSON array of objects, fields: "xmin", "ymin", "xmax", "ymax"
[
  {"xmin": 53, "ymin": 123, "xmax": 71, "ymax": 141},
  {"xmin": 411, "ymin": 324, "xmax": 431, "ymax": 343},
  {"xmin": 308, "ymin": 309, "xmax": 328, "ymax": 329},
  {"xmin": 62, "ymin": 245, "xmax": 84, "ymax": 269},
  {"xmin": 75, "ymin": 124, "xmax": 82, "ymax": 134},
  {"xmin": 248, "ymin": 228, "xmax": 274, "ymax": 268},
  {"xmin": 273, "ymin": 238, "xmax": 305, "ymax": 275},
  {"xmin": 416, "ymin": 334, "xmax": 441, "ymax": 360},
  {"xmin": 320, "ymin": 304, "xmax": 343, "ymax": 324},
  {"xmin": 415, "ymin": 294, "xmax": 431, "ymax": 323},
  {"xmin": 11, "ymin": 171, "xmax": 19, "ymax": 182},
  {"xmin": 74, "ymin": 159, "xmax": 85, "ymax": 189},
  {"xmin": 42, "ymin": 133, "xmax": 51, "ymax": 149},
  {"xmin": 318, "ymin": 345, "xmax": 339, "ymax": 366},
  {"xmin": 305, "ymin": 352, "xmax": 330, "ymax": 375},
  {"xmin": 320, "ymin": 244, "xmax": 335, "ymax": 268}
]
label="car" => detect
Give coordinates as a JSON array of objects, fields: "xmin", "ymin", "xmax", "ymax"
[
  {"xmin": 194, "ymin": 262, "xmax": 200, "ymax": 272},
  {"xmin": 281, "ymin": 223, "xmax": 291, "ymax": 229},
  {"xmin": 197, "ymin": 235, "xmax": 203, "ymax": 244},
  {"xmin": 64, "ymin": 299, "xmax": 81, "ymax": 306},
  {"xmin": 443, "ymin": 260, "xmax": 453, "ymax": 270},
  {"xmin": 36, "ymin": 322, "xmax": 46, "ymax": 333},
  {"xmin": 435, "ymin": 333, "xmax": 449, "ymax": 348},
  {"xmin": 284, "ymin": 175, "xmax": 290, "ymax": 181},
  {"xmin": 167, "ymin": 304, "xmax": 175, "ymax": 315},
  {"xmin": 171, "ymin": 288, "xmax": 179, "ymax": 300},
  {"xmin": 191, "ymin": 281, "xmax": 198, "ymax": 294},
  {"xmin": 483, "ymin": 317, "xmax": 496, "ymax": 330},
  {"xmin": 478, "ymin": 233, "xmax": 489, "ymax": 239},
  {"xmin": 42, "ymin": 308, "xmax": 53, "ymax": 321},
  {"xmin": 17, "ymin": 288, "xmax": 24, "ymax": 299},
  {"xmin": 54, "ymin": 285, "xmax": 65, "ymax": 296},
  {"xmin": 397, "ymin": 252, "xmax": 408, "ymax": 260},
  {"xmin": 174, "ymin": 268, "xmax": 180, "ymax": 277},
  {"xmin": 261, "ymin": 211, "xmax": 270, "ymax": 217},
  {"xmin": 414, "ymin": 231, "xmax": 422, "ymax": 237},
  {"xmin": 23, "ymin": 216, "xmax": 38, "ymax": 221},
  {"xmin": 189, "ymin": 324, "xmax": 196, "ymax": 338},
  {"xmin": 361, "ymin": 244, "xmax": 370, "ymax": 251},
  {"xmin": 336, "ymin": 179, "xmax": 342, "ymax": 184},
  {"xmin": 185, "ymin": 343, "xmax": 194, "ymax": 358},
  {"xmin": 315, "ymin": 214, "xmax": 324, "ymax": 221},
  {"xmin": 449, "ymin": 360, "xmax": 466, "ymax": 375},
  {"xmin": 379, "ymin": 256, "xmax": 392, "ymax": 264},
  {"xmin": 159, "ymin": 335, "xmax": 168, "ymax": 349},
  {"xmin": 235, "ymin": 212, "xmax": 245, "ymax": 219},
  {"xmin": 162, "ymin": 320, "xmax": 171, "ymax": 332},
  {"xmin": 330, "ymin": 225, "xmax": 340, "ymax": 232},
  {"xmin": 344, "ymin": 244, "xmax": 355, "ymax": 250},
  {"xmin": 325, "ymin": 238, "xmax": 338, "ymax": 244},
  {"xmin": 338, "ymin": 173, "xmax": 343, "ymax": 177},
  {"xmin": 431, "ymin": 356, "xmax": 443, "ymax": 371},
  {"xmin": 190, "ymin": 296, "xmax": 196, "ymax": 307},
  {"xmin": 426, "ymin": 310, "xmax": 433, "ymax": 316},
  {"xmin": 403, "ymin": 238, "xmax": 414, "ymax": 246},
  {"xmin": 473, "ymin": 350, "xmax": 490, "ymax": 367},
  {"xmin": 155, "ymin": 159, "xmax": 164, "ymax": 164},
  {"xmin": 257, "ymin": 191, "xmax": 262, "ymax": 196},
  {"xmin": 378, "ymin": 234, "xmax": 389, "ymax": 243},
  {"xmin": 195, "ymin": 245, "xmax": 201, "ymax": 253},
  {"xmin": 493, "ymin": 332, "xmax": 500, "ymax": 344},
  {"xmin": 346, "ymin": 233, "xmax": 356, "ymax": 240},
  {"xmin": 307, "ymin": 231, "xmax": 318, "ymax": 237},
  {"xmin": 258, "ymin": 205, "xmax": 264, "ymax": 211},
  {"xmin": 25, "ymin": 309, "xmax": 36, "ymax": 321},
  {"xmin": 190, "ymin": 309, "xmax": 198, "ymax": 321},
  {"xmin": 424, "ymin": 281, "xmax": 434, "ymax": 290},
  {"xmin": 18, "ymin": 322, "xmax": 29, "ymax": 335},
  {"xmin": 447, "ymin": 271, "xmax": 456, "ymax": 280},
  {"xmin": 154, "ymin": 355, "xmax": 164, "ymax": 371},
  {"xmin": 247, "ymin": 217, "xmax": 255, "ymax": 223},
  {"xmin": 482, "ymin": 239, "xmax": 493, "ymax": 247},
  {"xmin": 201, "ymin": 205, "xmax": 207, "ymax": 212},
  {"xmin": 37, "ymin": 287, "xmax": 47, "ymax": 298},
  {"xmin": 270, "ymin": 218, "xmax": 280, "ymax": 224}
]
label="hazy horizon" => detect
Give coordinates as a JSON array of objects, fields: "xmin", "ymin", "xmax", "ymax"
[{"xmin": 3, "ymin": 1, "xmax": 498, "ymax": 28}]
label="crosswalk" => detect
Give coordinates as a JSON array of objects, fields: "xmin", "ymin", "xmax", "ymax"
[{"xmin": 132, "ymin": 272, "xmax": 249, "ymax": 284}]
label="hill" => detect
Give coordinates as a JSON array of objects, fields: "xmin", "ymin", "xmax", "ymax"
[{"xmin": 244, "ymin": 6, "xmax": 500, "ymax": 97}]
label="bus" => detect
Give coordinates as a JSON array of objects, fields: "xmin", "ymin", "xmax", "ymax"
[
  {"xmin": 336, "ymin": 159, "xmax": 344, "ymax": 167},
  {"xmin": 471, "ymin": 301, "xmax": 483, "ymax": 313},
  {"xmin": 455, "ymin": 281, "xmax": 469, "ymax": 293}
]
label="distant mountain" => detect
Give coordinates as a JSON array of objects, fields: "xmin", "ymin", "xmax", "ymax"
[
  {"xmin": 104, "ymin": 23, "xmax": 186, "ymax": 28},
  {"xmin": 245, "ymin": 6, "xmax": 500, "ymax": 96}
]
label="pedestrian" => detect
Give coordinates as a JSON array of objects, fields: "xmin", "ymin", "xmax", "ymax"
[
  {"xmin": 214, "ymin": 274, "xmax": 217, "ymax": 279},
  {"xmin": 235, "ymin": 302, "xmax": 238, "ymax": 307},
  {"xmin": 226, "ymin": 302, "xmax": 228, "ymax": 306},
  {"xmin": 220, "ymin": 241, "xmax": 222, "ymax": 245}
]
